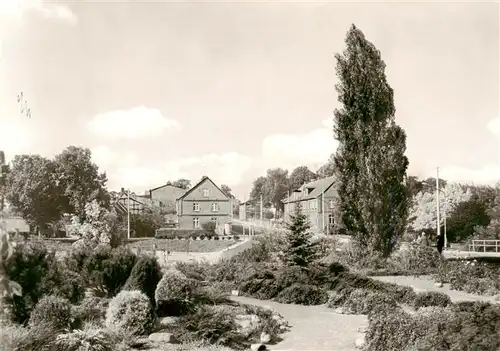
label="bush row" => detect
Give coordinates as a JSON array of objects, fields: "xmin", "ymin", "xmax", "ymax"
[{"xmin": 365, "ymin": 301, "xmax": 500, "ymax": 351}]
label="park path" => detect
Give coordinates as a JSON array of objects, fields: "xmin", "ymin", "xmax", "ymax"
[
  {"xmin": 231, "ymin": 296, "xmax": 367, "ymax": 351},
  {"xmin": 371, "ymin": 275, "xmax": 499, "ymax": 303}
]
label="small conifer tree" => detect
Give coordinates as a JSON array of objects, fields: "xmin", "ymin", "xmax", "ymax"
[{"xmin": 284, "ymin": 203, "xmax": 317, "ymax": 267}]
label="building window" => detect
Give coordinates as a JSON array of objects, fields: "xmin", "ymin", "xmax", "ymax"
[
  {"xmin": 193, "ymin": 202, "xmax": 200, "ymax": 212},
  {"xmin": 193, "ymin": 217, "xmax": 200, "ymax": 228},
  {"xmin": 202, "ymin": 189, "xmax": 209, "ymax": 197},
  {"xmin": 211, "ymin": 202, "xmax": 219, "ymax": 212},
  {"xmin": 328, "ymin": 214, "xmax": 335, "ymax": 225},
  {"xmin": 211, "ymin": 217, "xmax": 218, "ymax": 226},
  {"xmin": 329, "ymin": 200, "xmax": 335, "ymax": 209}
]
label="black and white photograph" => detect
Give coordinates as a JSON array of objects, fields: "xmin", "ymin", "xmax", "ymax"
[{"xmin": 0, "ymin": 1, "xmax": 499, "ymax": 350}]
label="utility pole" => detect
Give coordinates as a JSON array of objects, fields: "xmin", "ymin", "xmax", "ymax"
[
  {"xmin": 322, "ymin": 189, "xmax": 326, "ymax": 234},
  {"xmin": 436, "ymin": 167, "xmax": 441, "ymax": 240},
  {"xmin": 260, "ymin": 193, "xmax": 263, "ymax": 225},
  {"xmin": 127, "ymin": 189, "xmax": 131, "ymax": 240}
]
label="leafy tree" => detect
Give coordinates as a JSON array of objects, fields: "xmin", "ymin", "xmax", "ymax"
[
  {"xmin": 289, "ymin": 166, "xmax": 318, "ymax": 191},
  {"xmin": 406, "ymin": 176, "xmax": 424, "ymax": 199},
  {"xmin": 316, "ymin": 154, "xmax": 335, "ymax": 179},
  {"xmin": 446, "ymin": 197, "xmax": 490, "ymax": 242},
  {"xmin": 0, "ymin": 151, "xmax": 9, "ymax": 211},
  {"xmin": 130, "ymin": 208, "xmax": 164, "ymax": 238},
  {"xmin": 263, "ymin": 168, "xmax": 289, "ymax": 213},
  {"xmin": 171, "ymin": 179, "xmax": 191, "ymax": 189},
  {"xmin": 409, "ymin": 183, "xmax": 472, "ymax": 233},
  {"xmin": 250, "ymin": 176, "xmax": 267, "ymax": 202},
  {"xmin": 283, "ymin": 204, "xmax": 317, "ymax": 267},
  {"xmin": 474, "ymin": 183, "xmax": 500, "ymax": 240},
  {"xmin": 5, "ymin": 155, "xmax": 64, "ymax": 233},
  {"xmin": 220, "ymin": 184, "xmax": 234, "ymax": 198},
  {"xmin": 332, "ymin": 24, "xmax": 409, "ymax": 257},
  {"xmin": 55, "ymin": 146, "xmax": 110, "ymax": 219}
]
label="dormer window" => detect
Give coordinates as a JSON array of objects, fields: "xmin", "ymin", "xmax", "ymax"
[{"xmin": 202, "ymin": 189, "xmax": 209, "ymax": 197}]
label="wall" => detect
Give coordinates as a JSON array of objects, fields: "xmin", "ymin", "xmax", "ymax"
[
  {"xmin": 178, "ymin": 214, "xmax": 230, "ymax": 229},
  {"xmin": 150, "ymin": 185, "xmax": 186, "ymax": 212}
]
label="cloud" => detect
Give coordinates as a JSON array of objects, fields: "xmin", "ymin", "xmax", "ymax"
[
  {"xmin": 0, "ymin": 0, "xmax": 77, "ymax": 24},
  {"xmin": 87, "ymin": 106, "xmax": 181, "ymax": 140},
  {"xmin": 0, "ymin": 117, "xmax": 36, "ymax": 157},
  {"xmin": 92, "ymin": 148, "xmax": 253, "ymax": 193},
  {"xmin": 261, "ymin": 117, "xmax": 337, "ymax": 171}
]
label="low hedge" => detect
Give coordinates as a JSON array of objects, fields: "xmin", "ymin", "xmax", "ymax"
[
  {"xmin": 365, "ymin": 302, "xmax": 500, "ymax": 351},
  {"xmin": 156, "ymin": 229, "xmax": 207, "ymax": 239}
]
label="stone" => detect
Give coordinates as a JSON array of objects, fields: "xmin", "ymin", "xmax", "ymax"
[
  {"xmin": 355, "ymin": 335, "xmax": 365, "ymax": 349},
  {"xmin": 494, "ymin": 294, "xmax": 500, "ymax": 302},
  {"xmin": 231, "ymin": 290, "xmax": 239, "ymax": 296},
  {"xmin": 260, "ymin": 331, "xmax": 271, "ymax": 343},
  {"xmin": 158, "ymin": 316, "xmax": 179, "ymax": 329},
  {"xmin": 333, "ymin": 307, "xmax": 345, "ymax": 314},
  {"xmin": 435, "ymin": 282, "xmax": 444, "ymax": 288},
  {"xmin": 250, "ymin": 344, "xmax": 267, "ymax": 351},
  {"xmin": 148, "ymin": 332, "xmax": 176, "ymax": 343}
]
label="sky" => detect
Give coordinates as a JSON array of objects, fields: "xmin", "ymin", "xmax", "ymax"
[{"xmin": 0, "ymin": 0, "xmax": 498, "ymax": 200}]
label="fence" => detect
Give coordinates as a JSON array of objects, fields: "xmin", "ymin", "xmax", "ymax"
[{"xmin": 469, "ymin": 240, "xmax": 500, "ymax": 253}]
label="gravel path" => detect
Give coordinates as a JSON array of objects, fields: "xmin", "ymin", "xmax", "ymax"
[
  {"xmin": 371, "ymin": 275, "xmax": 499, "ymax": 303},
  {"xmin": 231, "ymin": 296, "xmax": 367, "ymax": 351}
]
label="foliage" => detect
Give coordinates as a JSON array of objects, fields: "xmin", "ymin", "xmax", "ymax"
[
  {"xmin": 387, "ymin": 244, "xmax": 442, "ymax": 274},
  {"xmin": 332, "ymin": 288, "xmax": 398, "ymax": 315},
  {"xmin": 28, "ymin": 295, "xmax": 71, "ymax": 330},
  {"xmin": 283, "ymin": 204, "xmax": 317, "ymax": 267},
  {"xmin": 54, "ymin": 146, "xmax": 110, "ymax": 220},
  {"xmin": 201, "ymin": 221, "xmax": 217, "ymax": 236},
  {"xmin": 333, "ymin": 24, "xmax": 409, "ymax": 257},
  {"xmin": 129, "ymin": 211, "xmax": 162, "ymax": 238},
  {"xmin": 54, "ymin": 324, "xmax": 116, "ymax": 351},
  {"xmin": 68, "ymin": 200, "xmax": 122, "ymax": 250},
  {"xmin": 105, "ymin": 290, "xmax": 155, "ymax": 336},
  {"xmin": 249, "ymin": 169, "xmax": 290, "ymax": 212},
  {"xmin": 72, "ymin": 296, "xmax": 110, "ymax": 328},
  {"xmin": 5, "ymin": 155, "xmax": 64, "ymax": 232},
  {"xmin": 288, "ymin": 166, "xmax": 317, "ymax": 191},
  {"xmin": 171, "ymin": 178, "xmax": 191, "ymax": 189},
  {"xmin": 155, "ymin": 269, "xmax": 196, "ymax": 316},
  {"xmin": 0, "ymin": 219, "xmax": 22, "ymax": 324},
  {"xmin": 365, "ymin": 303, "xmax": 500, "ymax": 351},
  {"xmin": 6, "ymin": 239, "xmax": 83, "ymax": 324},
  {"xmin": 446, "ymin": 197, "xmax": 490, "ymax": 242},
  {"xmin": 473, "ymin": 183, "xmax": 500, "ymax": 240},
  {"xmin": 435, "ymin": 259, "xmax": 500, "ymax": 296},
  {"xmin": 412, "ymin": 291, "xmax": 451, "ymax": 309},
  {"xmin": 173, "ymin": 305, "xmax": 247, "ymax": 349},
  {"xmin": 83, "ymin": 246, "xmax": 137, "ymax": 298},
  {"xmin": 275, "ymin": 283, "xmax": 328, "ymax": 305},
  {"xmin": 316, "ymin": 153, "xmax": 335, "ymax": 179},
  {"xmin": 220, "ymin": 184, "xmax": 234, "ymax": 199},
  {"xmin": 123, "ymin": 255, "xmax": 162, "ymax": 303},
  {"xmin": 408, "ymin": 183, "xmax": 472, "ymax": 233}
]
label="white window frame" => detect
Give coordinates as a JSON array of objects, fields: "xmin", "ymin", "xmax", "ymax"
[
  {"xmin": 328, "ymin": 214, "xmax": 334, "ymax": 225},
  {"xmin": 211, "ymin": 202, "xmax": 219, "ymax": 212},
  {"xmin": 193, "ymin": 217, "xmax": 200, "ymax": 228},
  {"xmin": 193, "ymin": 202, "xmax": 200, "ymax": 212},
  {"xmin": 202, "ymin": 188, "xmax": 209, "ymax": 197},
  {"xmin": 329, "ymin": 200, "xmax": 335, "ymax": 209}
]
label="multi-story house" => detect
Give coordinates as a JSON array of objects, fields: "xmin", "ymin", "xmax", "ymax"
[
  {"xmin": 176, "ymin": 176, "xmax": 231, "ymax": 229},
  {"xmin": 282, "ymin": 176, "xmax": 339, "ymax": 234},
  {"xmin": 116, "ymin": 190, "xmax": 152, "ymax": 215},
  {"xmin": 149, "ymin": 183, "xmax": 187, "ymax": 223}
]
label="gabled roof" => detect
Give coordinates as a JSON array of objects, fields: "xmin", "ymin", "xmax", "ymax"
[
  {"xmin": 149, "ymin": 182, "xmax": 187, "ymax": 193},
  {"xmin": 282, "ymin": 176, "xmax": 336, "ymax": 203},
  {"xmin": 177, "ymin": 176, "xmax": 229, "ymax": 201}
]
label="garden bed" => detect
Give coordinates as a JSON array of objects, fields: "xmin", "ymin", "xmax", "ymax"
[{"xmin": 127, "ymin": 238, "xmax": 239, "ymax": 253}]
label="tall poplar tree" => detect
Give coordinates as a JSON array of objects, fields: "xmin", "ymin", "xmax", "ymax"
[{"xmin": 333, "ymin": 25, "xmax": 409, "ymax": 257}]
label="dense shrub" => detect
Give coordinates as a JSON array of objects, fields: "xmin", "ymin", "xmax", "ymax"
[
  {"xmin": 412, "ymin": 291, "xmax": 451, "ymax": 309},
  {"xmin": 173, "ymin": 305, "xmax": 246, "ymax": 349},
  {"xmin": 71, "ymin": 296, "xmax": 110, "ymax": 329},
  {"xmin": 6, "ymin": 240, "xmax": 83, "ymax": 324},
  {"xmin": 436, "ymin": 259, "xmax": 500, "ymax": 296},
  {"xmin": 341, "ymin": 289, "xmax": 398, "ymax": 315},
  {"xmin": 155, "ymin": 269, "xmax": 197, "ymax": 316},
  {"xmin": 387, "ymin": 244, "xmax": 442, "ymax": 274},
  {"xmin": 54, "ymin": 326, "xmax": 115, "ymax": 351},
  {"xmin": 365, "ymin": 302, "xmax": 500, "ymax": 351},
  {"xmin": 0, "ymin": 322, "xmax": 60, "ymax": 351},
  {"xmin": 84, "ymin": 246, "xmax": 137, "ymax": 297},
  {"xmin": 123, "ymin": 255, "xmax": 162, "ymax": 303},
  {"xmin": 28, "ymin": 295, "xmax": 72, "ymax": 330},
  {"xmin": 275, "ymin": 284, "xmax": 328, "ymax": 305},
  {"xmin": 105, "ymin": 290, "xmax": 154, "ymax": 335}
]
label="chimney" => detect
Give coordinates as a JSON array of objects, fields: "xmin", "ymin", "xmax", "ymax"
[{"xmin": 121, "ymin": 187, "xmax": 124, "ymax": 193}]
